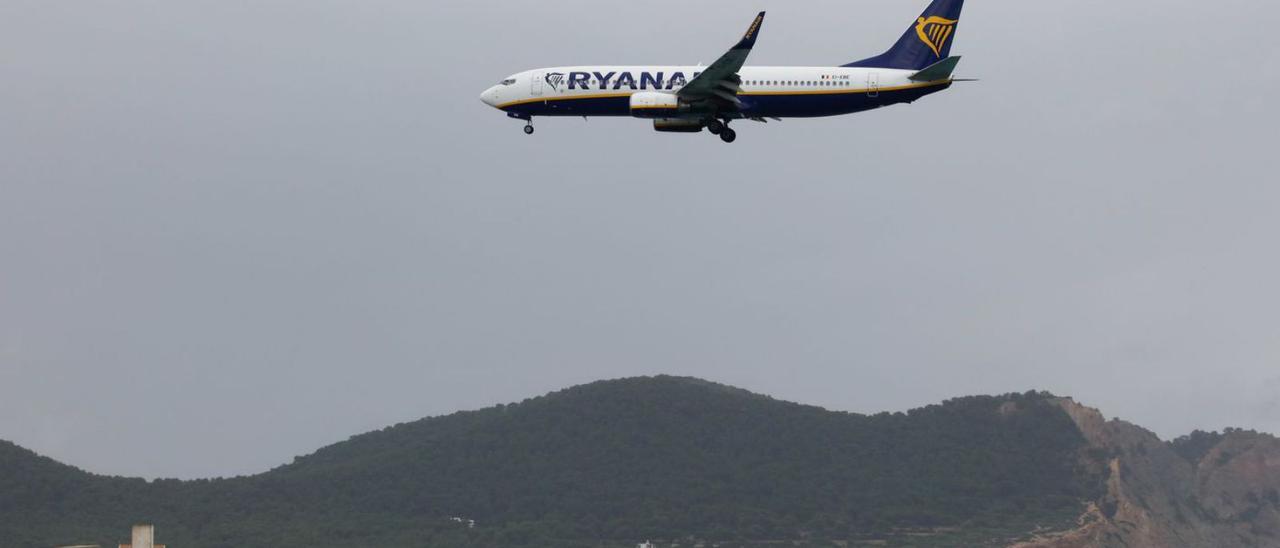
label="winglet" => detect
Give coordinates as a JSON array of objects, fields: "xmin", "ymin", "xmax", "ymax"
[
  {"xmin": 909, "ymin": 56, "xmax": 961, "ymax": 82},
  {"xmin": 734, "ymin": 12, "xmax": 766, "ymax": 50}
]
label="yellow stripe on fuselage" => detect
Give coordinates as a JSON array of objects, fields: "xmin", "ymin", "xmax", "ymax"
[
  {"xmin": 738, "ymin": 80, "xmax": 949, "ymax": 96},
  {"xmin": 496, "ymin": 92, "xmax": 633, "ymax": 110}
]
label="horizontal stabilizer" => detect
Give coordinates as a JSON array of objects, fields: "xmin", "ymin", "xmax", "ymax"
[{"xmin": 909, "ymin": 56, "xmax": 961, "ymax": 82}]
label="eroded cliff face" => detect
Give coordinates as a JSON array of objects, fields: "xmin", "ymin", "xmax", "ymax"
[{"xmin": 1013, "ymin": 399, "xmax": 1280, "ymax": 548}]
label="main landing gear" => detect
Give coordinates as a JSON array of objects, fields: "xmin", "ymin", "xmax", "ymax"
[
  {"xmin": 706, "ymin": 119, "xmax": 736, "ymax": 143},
  {"xmin": 523, "ymin": 121, "xmax": 535, "ymax": 135}
]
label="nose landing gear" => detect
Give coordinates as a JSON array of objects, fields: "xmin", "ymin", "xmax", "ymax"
[{"xmin": 507, "ymin": 111, "xmax": 535, "ymax": 135}]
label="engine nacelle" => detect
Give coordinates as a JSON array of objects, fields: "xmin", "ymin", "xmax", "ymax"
[
  {"xmin": 652, "ymin": 118, "xmax": 704, "ymax": 133},
  {"xmin": 630, "ymin": 91, "xmax": 687, "ymax": 119}
]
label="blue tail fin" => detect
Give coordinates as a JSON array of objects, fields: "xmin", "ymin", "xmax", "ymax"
[{"xmin": 844, "ymin": 0, "xmax": 965, "ymax": 70}]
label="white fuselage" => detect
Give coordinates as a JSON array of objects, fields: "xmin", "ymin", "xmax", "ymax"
[{"xmin": 481, "ymin": 66, "xmax": 944, "ymax": 120}]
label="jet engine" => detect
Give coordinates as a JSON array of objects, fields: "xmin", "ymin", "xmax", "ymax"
[{"xmin": 630, "ymin": 92, "xmax": 687, "ymax": 119}]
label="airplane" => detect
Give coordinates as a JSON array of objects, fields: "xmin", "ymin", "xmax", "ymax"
[{"xmin": 478, "ymin": 0, "xmax": 967, "ymax": 143}]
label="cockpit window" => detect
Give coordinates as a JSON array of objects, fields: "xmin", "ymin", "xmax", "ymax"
[{"xmin": 500, "ymin": 78, "xmax": 517, "ymax": 86}]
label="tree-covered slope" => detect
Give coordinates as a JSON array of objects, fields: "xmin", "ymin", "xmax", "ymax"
[{"xmin": 0, "ymin": 376, "xmax": 1101, "ymax": 547}]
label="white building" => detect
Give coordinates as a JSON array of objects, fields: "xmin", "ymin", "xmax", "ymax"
[{"xmin": 118, "ymin": 524, "xmax": 165, "ymax": 548}]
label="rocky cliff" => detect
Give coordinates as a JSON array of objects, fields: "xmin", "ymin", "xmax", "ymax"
[{"xmin": 1014, "ymin": 399, "xmax": 1280, "ymax": 548}]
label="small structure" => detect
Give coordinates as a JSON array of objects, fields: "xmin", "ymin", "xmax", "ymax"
[
  {"xmin": 118, "ymin": 524, "xmax": 165, "ymax": 548},
  {"xmin": 637, "ymin": 542, "xmax": 656, "ymax": 548}
]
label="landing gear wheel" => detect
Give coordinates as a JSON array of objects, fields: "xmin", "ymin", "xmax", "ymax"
[
  {"xmin": 719, "ymin": 128, "xmax": 737, "ymax": 143},
  {"xmin": 706, "ymin": 119, "xmax": 725, "ymax": 135},
  {"xmin": 523, "ymin": 124, "xmax": 535, "ymax": 135}
]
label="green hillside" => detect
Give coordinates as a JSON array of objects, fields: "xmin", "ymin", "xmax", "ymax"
[{"xmin": 0, "ymin": 376, "xmax": 1103, "ymax": 547}]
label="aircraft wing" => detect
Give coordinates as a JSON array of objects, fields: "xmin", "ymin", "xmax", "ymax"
[{"xmin": 677, "ymin": 11, "xmax": 765, "ymax": 109}]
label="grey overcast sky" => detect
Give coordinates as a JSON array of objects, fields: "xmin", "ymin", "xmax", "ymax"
[{"xmin": 2, "ymin": 0, "xmax": 1279, "ymax": 479}]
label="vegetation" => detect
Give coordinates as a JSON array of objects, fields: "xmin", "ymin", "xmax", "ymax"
[
  {"xmin": 0, "ymin": 376, "xmax": 1103, "ymax": 547},
  {"xmin": 1170, "ymin": 430, "xmax": 1226, "ymax": 464}
]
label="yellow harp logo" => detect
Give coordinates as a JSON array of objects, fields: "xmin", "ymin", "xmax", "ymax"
[{"xmin": 915, "ymin": 16, "xmax": 958, "ymax": 58}]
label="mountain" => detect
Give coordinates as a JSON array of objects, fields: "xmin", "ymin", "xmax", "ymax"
[
  {"xmin": 0, "ymin": 376, "xmax": 1276, "ymax": 547},
  {"xmin": 1014, "ymin": 401, "xmax": 1280, "ymax": 547}
]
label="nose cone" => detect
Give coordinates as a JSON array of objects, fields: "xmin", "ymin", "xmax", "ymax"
[{"xmin": 480, "ymin": 86, "xmax": 500, "ymax": 108}]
